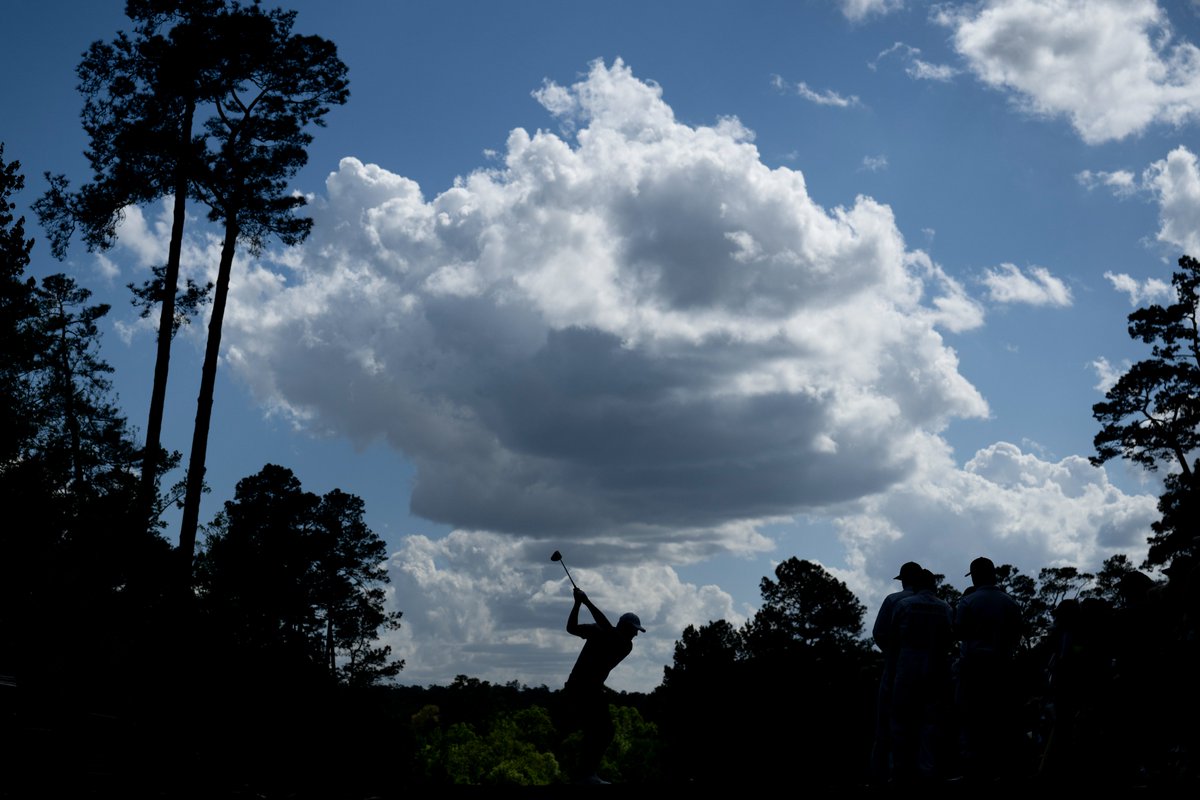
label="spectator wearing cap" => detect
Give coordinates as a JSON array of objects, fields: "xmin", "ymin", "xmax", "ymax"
[
  {"xmin": 869, "ymin": 561, "xmax": 923, "ymax": 783},
  {"xmin": 889, "ymin": 569, "xmax": 955, "ymax": 784},
  {"xmin": 954, "ymin": 556, "xmax": 1023, "ymax": 782}
]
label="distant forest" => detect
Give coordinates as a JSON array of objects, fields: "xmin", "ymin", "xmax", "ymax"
[{"xmin": 2, "ymin": 0, "xmax": 1198, "ymax": 792}]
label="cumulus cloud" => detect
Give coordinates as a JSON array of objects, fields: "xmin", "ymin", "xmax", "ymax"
[
  {"xmin": 109, "ymin": 61, "xmax": 1156, "ymax": 693},
  {"xmin": 838, "ymin": 441, "xmax": 1158, "ymax": 620},
  {"xmin": 1143, "ymin": 145, "xmax": 1200, "ymax": 254},
  {"xmin": 982, "ymin": 263, "xmax": 1073, "ymax": 307},
  {"xmin": 840, "ymin": 0, "xmax": 904, "ymax": 22},
  {"xmin": 1090, "ymin": 356, "xmax": 1127, "ymax": 394},
  {"xmin": 1104, "ymin": 270, "xmax": 1174, "ymax": 306},
  {"xmin": 100, "ymin": 63, "xmax": 1160, "ymax": 694},
  {"xmin": 382, "ymin": 530, "xmax": 741, "ymax": 692},
  {"xmin": 217, "ymin": 58, "xmax": 988, "ymax": 557},
  {"xmin": 939, "ymin": 0, "xmax": 1200, "ymax": 143},
  {"xmin": 1080, "ymin": 145, "xmax": 1200, "ymax": 255},
  {"xmin": 771, "ymin": 74, "xmax": 862, "ymax": 107}
]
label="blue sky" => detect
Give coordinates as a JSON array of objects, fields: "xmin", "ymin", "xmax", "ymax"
[{"xmin": 3, "ymin": 0, "xmax": 1196, "ymax": 692}]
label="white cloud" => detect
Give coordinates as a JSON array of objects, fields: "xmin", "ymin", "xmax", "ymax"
[
  {"xmin": 940, "ymin": 0, "xmax": 1200, "ymax": 143},
  {"xmin": 99, "ymin": 198, "xmax": 238, "ymax": 345},
  {"xmin": 1077, "ymin": 168, "xmax": 1138, "ymax": 196},
  {"xmin": 908, "ymin": 59, "xmax": 959, "ymax": 82},
  {"xmin": 870, "ymin": 42, "xmax": 959, "ymax": 81},
  {"xmin": 217, "ymin": 59, "xmax": 989, "ymax": 556},
  {"xmin": 116, "ymin": 63, "xmax": 1153, "ymax": 699},
  {"xmin": 861, "ymin": 154, "xmax": 889, "ymax": 171},
  {"xmin": 772, "ymin": 74, "xmax": 862, "ymax": 107},
  {"xmin": 1143, "ymin": 145, "xmax": 1200, "ymax": 254},
  {"xmin": 1082, "ymin": 145, "xmax": 1200, "ymax": 255},
  {"xmin": 840, "ymin": 0, "xmax": 904, "ymax": 22},
  {"xmin": 1104, "ymin": 270, "xmax": 1174, "ymax": 306},
  {"xmin": 983, "ymin": 263, "xmax": 1073, "ymax": 306},
  {"xmin": 839, "ymin": 441, "xmax": 1158, "ymax": 623},
  {"xmin": 1090, "ymin": 356, "xmax": 1128, "ymax": 393},
  {"xmin": 531, "ymin": 79, "xmax": 576, "ymax": 119},
  {"xmin": 101, "ymin": 52, "xmax": 1163, "ymax": 690},
  {"xmin": 94, "ymin": 253, "xmax": 121, "ymax": 281}
]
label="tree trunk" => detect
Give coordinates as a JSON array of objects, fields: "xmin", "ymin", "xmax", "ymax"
[
  {"xmin": 178, "ymin": 213, "xmax": 239, "ymax": 586},
  {"xmin": 327, "ymin": 615, "xmax": 335, "ymax": 679},
  {"xmin": 137, "ymin": 98, "xmax": 195, "ymax": 529}
]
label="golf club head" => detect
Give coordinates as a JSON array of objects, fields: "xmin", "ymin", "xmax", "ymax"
[{"xmin": 550, "ymin": 550, "xmax": 578, "ymax": 589}]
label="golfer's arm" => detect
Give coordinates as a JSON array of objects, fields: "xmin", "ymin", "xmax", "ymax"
[
  {"xmin": 587, "ymin": 602, "xmax": 614, "ymax": 630},
  {"xmin": 567, "ymin": 599, "xmax": 583, "ymax": 635}
]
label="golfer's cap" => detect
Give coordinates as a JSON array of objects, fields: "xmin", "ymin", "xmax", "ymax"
[
  {"xmin": 966, "ymin": 556, "xmax": 996, "ymax": 577},
  {"xmin": 894, "ymin": 561, "xmax": 922, "ymax": 582},
  {"xmin": 619, "ymin": 612, "xmax": 646, "ymax": 632}
]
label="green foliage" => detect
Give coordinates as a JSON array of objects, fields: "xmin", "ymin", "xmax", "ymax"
[
  {"xmin": 34, "ymin": 1, "xmax": 224, "ymax": 257},
  {"xmin": 1092, "ymin": 255, "xmax": 1200, "ymax": 566},
  {"xmin": 195, "ymin": 464, "xmax": 402, "ymax": 685},
  {"xmin": 414, "ymin": 704, "xmax": 564, "ymax": 785},
  {"xmin": 28, "ymin": 274, "xmax": 138, "ymax": 491},
  {"xmin": 742, "ymin": 557, "xmax": 868, "ymax": 658},
  {"xmin": 659, "ymin": 558, "xmax": 877, "ymax": 784},
  {"xmin": 1037, "ymin": 566, "xmax": 1093, "ymax": 608},
  {"xmin": 0, "ymin": 143, "xmax": 38, "ymax": 467},
  {"xmin": 661, "ymin": 618, "xmax": 742, "ymax": 688},
  {"xmin": 601, "ymin": 704, "xmax": 662, "ymax": 784},
  {"xmin": 933, "ymin": 572, "xmax": 963, "ymax": 607},
  {"xmin": 1, "ymin": 147, "xmax": 172, "ymax": 684},
  {"xmin": 408, "ymin": 684, "xmax": 661, "ymax": 786},
  {"xmin": 1081, "ymin": 553, "xmax": 1142, "ymax": 606},
  {"xmin": 129, "ymin": 263, "xmax": 211, "ymax": 338},
  {"xmin": 191, "ymin": 2, "xmax": 350, "ymax": 250}
]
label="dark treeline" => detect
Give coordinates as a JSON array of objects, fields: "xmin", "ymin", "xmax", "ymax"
[{"xmin": 4, "ymin": 0, "xmax": 1200, "ymax": 792}]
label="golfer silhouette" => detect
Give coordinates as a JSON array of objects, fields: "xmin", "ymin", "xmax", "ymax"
[{"xmin": 563, "ymin": 586, "xmax": 644, "ymax": 784}]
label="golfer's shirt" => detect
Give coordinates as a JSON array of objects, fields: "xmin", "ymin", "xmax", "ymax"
[{"xmin": 566, "ymin": 624, "xmax": 633, "ymax": 689}]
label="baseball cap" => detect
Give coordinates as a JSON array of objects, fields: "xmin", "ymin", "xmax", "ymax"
[
  {"xmin": 894, "ymin": 561, "xmax": 923, "ymax": 582},
  {"xmin": 619, "ymin": 612, "xmax": 646, "ymax": 632},
  {"xmin": 966, "ymin": 556, "xmax": 996, "ymax": 577}
]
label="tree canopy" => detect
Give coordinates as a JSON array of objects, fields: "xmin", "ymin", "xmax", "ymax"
[
  {"xmin": 34, "ymin": 0, "xmax": 226, "ymax": 530},
  {"xmin": 178, "ymin": 1, "xmax": 349, "ymax": 578},
  {"xmin": 196, "ymin": 464, "xmax": 402, "ymax": 686},
  {"xmin": 742, "ymin": 556, "xmax": 867, "ymax": 659},
  {"xmin": 1, "ymin": 143, "xmax": 37, "ymax": 467},
  {"xmin": 1092, "ymin": 254, "xmax": 1200, "ymax": 566}
]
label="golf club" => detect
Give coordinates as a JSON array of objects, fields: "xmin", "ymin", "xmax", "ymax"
[{"xmin": 550, "ymin": 550, "xmax": 579, "ymax": 590}]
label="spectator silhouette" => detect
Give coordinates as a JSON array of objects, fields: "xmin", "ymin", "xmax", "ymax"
[
  {"xmin": 1162, "ymin": 555, "xmax": 1200, "ymax": 781},
  {"xmin": 1038, "ymin": 596, "xmax": 1114, "ymax": 784},
  {"xmin": 889, "ymin": 568, "xmax": 955, "ymax": 784},
  {"xmin": 870, "ymin": 561, "xmax": 921, "ymax": 783},
  {"xmin": 1109, "ymin": 570, "xmax": 1162, "ymax": 782},
  {"xmin": 954, "ymin": 556, "xmax": 1022, "ymax": 783},
  {"xmin": 563, "ymin": 586, "xmax": 644, "ymax": 784}
]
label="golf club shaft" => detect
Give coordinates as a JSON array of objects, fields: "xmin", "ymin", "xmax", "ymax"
[{"xmin": 558, "ymin": 558, "xmax": 578, "ymax": 590}]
